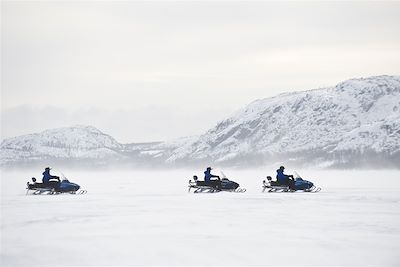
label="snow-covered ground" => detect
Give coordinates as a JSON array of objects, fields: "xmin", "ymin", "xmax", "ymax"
[{"xmin": 1, "ymin": 169, "xmax": 400, "ymax": 266}]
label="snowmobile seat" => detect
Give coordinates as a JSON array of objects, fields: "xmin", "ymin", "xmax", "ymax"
[
  {"xmin": 196, "ymin": 181, "xmax": 208, "ymax": 186},
  {"xmin": 198, "ymin": 180, "xmax": 222, "ymax": 189},
  {"xmin": 27, "ymin": 183, "xmax": 48, "ymax": 189},
  {"xmin": 270, "ymin": 181, "xmax": 281, "ymax": 186},
  {"xmin": 28, "ymin": 181, "xmax": 60, "ymax": 190},
  {"xmin": 266, "ymin": 176, "xmax": 283, "ymax": 187}
]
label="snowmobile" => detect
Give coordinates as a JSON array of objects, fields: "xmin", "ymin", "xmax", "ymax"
[
  {"xmin": 262, "ymin": 172, "xmax": 321, "ymax": 193},
  {"xmin": 188, "ymin": 172, "xmax": 246, "ymax": 193},
  {"xmin": 26, "ymin": 176, "xmax": 87, "ymax": 195}
]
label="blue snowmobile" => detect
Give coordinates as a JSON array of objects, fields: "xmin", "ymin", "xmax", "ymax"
[
  {"xmin": 188, "ymin": 171, "xmax": 246, "ymax": 193},
  {"xmin": 262, "ymin": 171, "xmax": 321, "ymax": 193},
  {"xmin": 26, "ymin": 172, "xmax": 86, "ymax": 195}
]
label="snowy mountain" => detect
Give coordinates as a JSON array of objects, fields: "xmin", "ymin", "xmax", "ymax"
[
  {"xmin": 164, "ymin": 75, "xmax": 400, "ymax": 168},
  {"xmin": 1, "ymin": 75, "xmax": 399, "ymax": 168},
  {"xmin": 0, "ymin": 125, "xmax": 193, "ymax": 167},
  {"xmin": 0, "ymin": 125, "xmax": 123, "ymax": 166}
]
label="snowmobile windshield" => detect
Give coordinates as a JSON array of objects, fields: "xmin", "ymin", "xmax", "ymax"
[
  {"xmin": 220, "ymin": 171, "xmax": 227, "ymax": 179},
  {"xmin": 46, "ymin": 169, "xmax": 68, "ymax": 181},
  {"xmin": 294, "ymin": 171, "xmax": 302, "ymax": 179}
]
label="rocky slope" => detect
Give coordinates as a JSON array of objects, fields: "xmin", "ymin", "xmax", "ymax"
[
  {"xmin": 165, "ymin": 75, "xmax": 400, "ymax": 168},
  {"xmin": 0, "ymin": 125, "xmax": 123, "ymax": 165},
  {"xmin": 1, "ymin": 75, "xmax": 399, "ymax": 168}
]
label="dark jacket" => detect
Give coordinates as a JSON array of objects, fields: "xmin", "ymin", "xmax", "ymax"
[
  {"xmin": 276, "ymin": 169, "xmax": 291, "ymax": 183},
  {"xmin": 204, "ymin": 169, "xmax": 219, "ymax": 182},
  {"xmin": 42, "ymin": 170, "xmax": 59, "ymax": 184}
]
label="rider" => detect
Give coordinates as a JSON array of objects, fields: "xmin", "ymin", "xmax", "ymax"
[
  {"xmin": 42, "ymin": 167, "xmax": 60, "ymax": 189},
  {"xmin": 276, "ymin": 166, "xmax": 295, "ymax": 189},
  {"xmin": 204, "ymin": 167, "xmax": 221, "ymax": 188}
]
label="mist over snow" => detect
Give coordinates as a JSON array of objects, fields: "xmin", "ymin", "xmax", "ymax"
[{"xmin": 1, "ymin": 75, "xmax": 399, "ymax": 169}]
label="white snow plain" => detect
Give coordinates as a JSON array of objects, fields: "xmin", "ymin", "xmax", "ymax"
[{"xmin": 1, "ymin": 169, "xmax": 400, "ymax": 266}]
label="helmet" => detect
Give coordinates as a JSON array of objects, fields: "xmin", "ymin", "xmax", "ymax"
[
  {"xmin": 206, "ymin": 167, "xmax": 212, "ymax": 170},
  {"xmin": 279, "ymin": 166, "xmax": 285, "ymax": 170},
  {"xmin": 45, "ymin": 167, "xmax": 51, "ymax": 170}
]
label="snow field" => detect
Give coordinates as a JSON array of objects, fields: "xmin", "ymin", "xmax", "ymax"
[{"xmin": 1, "ymin": 169, "xmax": 400, "ymax": 266}]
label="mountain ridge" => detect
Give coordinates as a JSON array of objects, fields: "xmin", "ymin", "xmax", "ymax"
[
  {"xmin": 163, "ymin": 75, "xmax": 400, "ymax": 168},
  {"xmin": 1, "ymin": 75, "xmax": 399, "ymax": 168}
]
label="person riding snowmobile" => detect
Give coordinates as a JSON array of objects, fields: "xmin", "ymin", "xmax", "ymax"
[
  {"xmin": 276, "ymin": 166, "xmax": 295, "ymax": 189},
  {"xmin": 42, "ymin": 167, "xmax": 60, "ymax": 189},
  {"xmin": 204, "ymin": 167, "xmax": 221, "ymax": 189}
]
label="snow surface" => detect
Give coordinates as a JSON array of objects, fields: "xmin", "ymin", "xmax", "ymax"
[{"xmin": 1, "ymin": 169, "xmax": 400, "ymax": 266}]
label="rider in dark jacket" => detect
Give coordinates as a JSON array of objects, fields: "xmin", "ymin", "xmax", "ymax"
[
  {"xmin": 276, "ymin": 166, "xmax": 295, "ymax": 189},
  {"xmin": 204, "ymin": 167, "xmax": 221, "ymax": 188},
  {"xmin": 204, "ymin": 167, "xmax": 220, "ymax": 182},
  {"xmin": 42, "ymin": 167, "xmax": 60, "ymax": 189}
]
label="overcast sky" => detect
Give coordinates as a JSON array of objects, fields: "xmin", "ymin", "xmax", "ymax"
[{"xmin": 1, "ymin": 1, "xmax": 400, "ymax": 142}]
